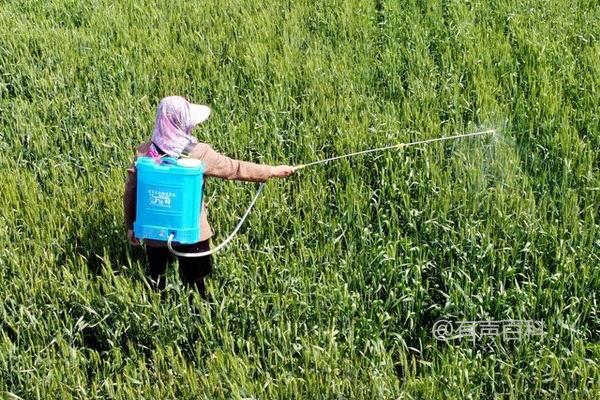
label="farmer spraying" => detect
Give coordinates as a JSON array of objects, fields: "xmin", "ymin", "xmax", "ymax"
[
  {"xmin": 124, "ymin": 96, "xmax": 495, "ymax": 298},
  {"xmin": 123, "ymin": 96, "xmax": 295, "ymax": 297}
]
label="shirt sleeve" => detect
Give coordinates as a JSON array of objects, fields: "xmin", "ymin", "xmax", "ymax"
[
  {"xmin": 190, "ymin": 143, "xmax": 272, "ymax": 182},
  {"xmin": 123, "ymin": 162, "xmax": 137, "ymax": 229}
]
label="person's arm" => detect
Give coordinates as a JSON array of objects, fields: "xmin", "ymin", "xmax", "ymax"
[
  {"xmin": 123, "ymin": 162, "xmax": 140, "ymax": 245},
  {"xmin": 190, "ymin": 143, "xmax": 294, "ymax": 182}
]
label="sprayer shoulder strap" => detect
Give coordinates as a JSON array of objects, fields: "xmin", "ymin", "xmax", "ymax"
[{"xmin": 180, "ymin": 142, "xmax": 196, "ymax": 158}]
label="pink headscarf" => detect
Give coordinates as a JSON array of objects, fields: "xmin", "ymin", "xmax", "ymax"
[{"xmin": 148, "ymin": 96, "xmax": 210, "ymax": 158}]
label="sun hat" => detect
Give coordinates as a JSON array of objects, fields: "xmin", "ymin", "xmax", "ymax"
[{"xmin": 147, "ymin": 96, "xmax": 211, "ymax": 158}]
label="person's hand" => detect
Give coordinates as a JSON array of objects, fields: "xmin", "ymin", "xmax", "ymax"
[
  {"xmin": 127, "ymin": 229, "xmax": 141, "ymax": 246},
  {"xmin": 270, "ymin": 165, "xmax": 296, "ymax": 179}
]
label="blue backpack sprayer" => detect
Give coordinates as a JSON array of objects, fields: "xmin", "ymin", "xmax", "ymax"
[
  {"xmin": 133, "ymin": 128, "xmax": 495, "ymax": 257},
  {"xmin": 134, "ymin": 156, "xmax": 205, "ymax": 244}
]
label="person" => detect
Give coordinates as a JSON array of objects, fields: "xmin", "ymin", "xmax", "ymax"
[{"xmin": 123, "ymin": 96, "xmax": 295, "ymax": 298}]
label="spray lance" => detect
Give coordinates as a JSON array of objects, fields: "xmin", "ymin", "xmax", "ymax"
[{"xmin": 158, "ymin": 128, "xmax": 497, "ymax": 257}]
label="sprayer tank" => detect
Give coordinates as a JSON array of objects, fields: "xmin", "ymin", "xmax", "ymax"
[{"xmin": 133, "ymin": 157, "xmax": 205, "ymax": 244}]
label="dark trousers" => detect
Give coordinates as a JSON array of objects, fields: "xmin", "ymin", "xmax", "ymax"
[{"xmin": 145, "ymin": 240, "xmax": 212, "ymax": 298}]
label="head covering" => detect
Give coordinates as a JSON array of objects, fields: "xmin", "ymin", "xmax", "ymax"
[{"xmin": 147, "ymin": 96, "xmax": 211, "ymax": 158}]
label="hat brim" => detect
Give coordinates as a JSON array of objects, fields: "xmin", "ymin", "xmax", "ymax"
[{"xmin": 189, "ymin": 103, "xmax": 211, "ymax": 126}]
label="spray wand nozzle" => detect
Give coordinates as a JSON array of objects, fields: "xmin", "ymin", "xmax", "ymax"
[{"xmin": 293, "ymin": 128, "xmax": 496, "ymax": 171}]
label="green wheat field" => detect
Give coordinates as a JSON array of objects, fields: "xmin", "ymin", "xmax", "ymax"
[{"xmin": 0, "ymin": 0, "xmax": 598, "ymax": 398}]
